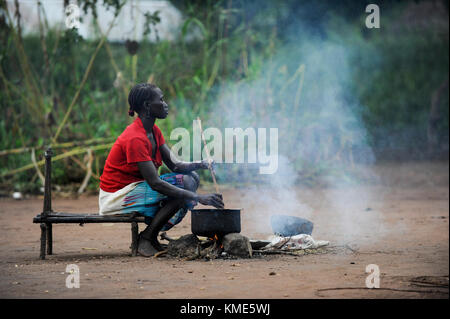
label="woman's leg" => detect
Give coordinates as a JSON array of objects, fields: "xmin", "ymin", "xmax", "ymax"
[
  {"xmin": 138, "ymin": 173, "xmax": 199, "ymax": 257},
  {"xmin": 138, "ymin": 198, "xmax": 184, "ymax": 256}
]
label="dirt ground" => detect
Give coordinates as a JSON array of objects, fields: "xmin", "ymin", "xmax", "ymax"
[{"xmin": 0, "ymin": 161, "xmax": 448, "ymax": 299}]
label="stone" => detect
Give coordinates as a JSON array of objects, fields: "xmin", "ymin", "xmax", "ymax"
[
  {"xmin": 222, "ymin": 233, "xmax": 253, "ymax": 258},
  {"xmin": 167, "ymin": 234, "xmax": 200, "ymax": 258}
]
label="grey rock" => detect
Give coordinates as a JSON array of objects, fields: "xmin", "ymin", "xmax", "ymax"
[{"xmin": 222, "ymin": 233, "xmax": 253, "ymax": 258}]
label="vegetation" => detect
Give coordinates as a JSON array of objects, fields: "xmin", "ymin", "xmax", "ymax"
[{"xmin": 0, "ymin": 0, "xmax": 448, "ymax": 193}]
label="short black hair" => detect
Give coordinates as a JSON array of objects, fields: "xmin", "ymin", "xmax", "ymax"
[{"xmin": 127, "ymin": 83, "xmax": 159, "ymax": 116}]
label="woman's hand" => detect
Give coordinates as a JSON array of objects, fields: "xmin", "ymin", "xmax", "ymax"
[
  {"xmin": 197, "ymin": 193, "xmax": 224, "ymax": 209},
  {"xmin": 200, "ymin": 159, "xmax": 215, "ymax": 171},
  {"xmin": 160, "ymin": 143, "xmax": 216, "ymax": 173}
]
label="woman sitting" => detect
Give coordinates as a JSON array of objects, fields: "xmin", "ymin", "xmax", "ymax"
[{"xmin": 99, "ymin": 83, "xmax": 224, "ymax": 256}]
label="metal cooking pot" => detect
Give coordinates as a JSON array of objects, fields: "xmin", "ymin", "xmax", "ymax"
[{"xmin": 191, "ymin": 209, "xmax": 241, "ymax": 238}]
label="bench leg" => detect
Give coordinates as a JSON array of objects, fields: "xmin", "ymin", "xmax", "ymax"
[
  {"xmin": 40, "ymin": 223, "xmax": 47, "ymax": 260},
  {"xmin": 131, "ymin": 222, "xmax": 138, "ymax": 256},
  {"xmin": 46, "ymin": 223, "xmax": 53, "ymax": 255}
]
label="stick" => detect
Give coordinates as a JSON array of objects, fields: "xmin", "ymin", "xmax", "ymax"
[
  {"xmin": 52, "ymin": 13, "xmax": 120, "ymax": 143},
  {"xmin": 253, "ymin": 250, "xmax": 300, "ymax": 256},
  {"xmin": 69, "ymin": 155, "xmax": 100, "ymax": 180},
  {"xmin": 160, "ymin": 232, "xmax": 174, "ymax": 242},
  {"xmin": 1, "ymin": 143, "xmax": 113, "ymax": 177},
  {"xmin": 410, "ymin": 283, "xmax": 449, "ymax": 289},
  {"xmin": 0, "ymin": 137, "xmax": 116, "ymax": 156},
  {"xmin": 153, "ymin": 250, "xmax": 168, "ymax": 258},
  {"xmin": 77, "ymin": 148, "xmax": 93, "ymax": 194},
  {"xmin": 31, "ymin": 148, "xmax": 45, "ymax": 185},
  {"xmin": 316, "ymin": 287, "xmax": 448, "ymax": 294},
  {"xmin": 196, "ymin": 117, "xmax": 219, "ymax": 194}
]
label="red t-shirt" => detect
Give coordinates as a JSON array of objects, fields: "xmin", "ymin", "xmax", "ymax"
[{"xmin": 99, "ymin": 117, "xmax": 166, "ymax": 192}]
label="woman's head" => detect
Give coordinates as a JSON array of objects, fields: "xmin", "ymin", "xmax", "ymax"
[{"xmin": 128, "ymin": 83, "xmax": 168, "ymax": 119}]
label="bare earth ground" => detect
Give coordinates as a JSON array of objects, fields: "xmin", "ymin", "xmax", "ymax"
[{"xmin": 0, "ymin": 162, "xmax": 448, "ymax": 299}]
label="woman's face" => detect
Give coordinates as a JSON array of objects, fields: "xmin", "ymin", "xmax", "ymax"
[{"xmin": 146, "ymin": 87, "xmax": 169, "ymax": 119}]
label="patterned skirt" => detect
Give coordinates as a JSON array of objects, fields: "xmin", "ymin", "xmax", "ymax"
[{"xmin": 99, "ymin": 173, "xmax": 196, "ymax": 230}]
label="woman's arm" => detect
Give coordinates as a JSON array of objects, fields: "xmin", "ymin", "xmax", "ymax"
[
  {"xmin": 137, "ymin": 160, "xmax": 224, "ymax": 208},
  {"xmin": 160, "ymin": 143, "xmax": 210, "ymax": 174}
]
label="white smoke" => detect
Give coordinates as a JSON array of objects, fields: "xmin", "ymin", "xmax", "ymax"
[{"xmin": 202, "ymin": 32, "xmax": 387, "ymax": 243}]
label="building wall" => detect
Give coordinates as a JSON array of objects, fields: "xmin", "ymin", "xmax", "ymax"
[{"xmin": 5, "ymin": 0, "xmax": 182, "ymax": 42}]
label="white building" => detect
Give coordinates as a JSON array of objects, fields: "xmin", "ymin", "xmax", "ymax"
[{"xmin": 4, "ymin": 0, "xmax": 183, "ymax": 42}]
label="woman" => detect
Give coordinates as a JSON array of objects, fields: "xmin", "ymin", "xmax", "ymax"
[{"xmin": 99, "ymin": 83, "xmax": 224, "ymax": 257}]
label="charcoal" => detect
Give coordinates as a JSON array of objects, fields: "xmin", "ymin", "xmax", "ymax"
[{"xmin": 167, "ymin": 234, "xmax": 200, "ymax": 258}]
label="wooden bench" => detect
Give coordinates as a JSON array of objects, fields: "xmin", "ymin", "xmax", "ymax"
[{"xmin": 33, "ymin": 148, "xmax": 145, "ymax": 259}]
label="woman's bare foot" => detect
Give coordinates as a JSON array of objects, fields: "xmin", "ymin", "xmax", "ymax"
[
  {"xmin": 137, "ymin": 235, "xmax": 160, "ymax": 257},
  {"xmin": 150, "ymin": 237, "xmax": 164, "ymax": 251}
]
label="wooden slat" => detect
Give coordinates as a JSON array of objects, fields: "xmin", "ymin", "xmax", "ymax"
[{"xmin": 33, "ymin": 212, "xmax": 145, "ymax": 224}]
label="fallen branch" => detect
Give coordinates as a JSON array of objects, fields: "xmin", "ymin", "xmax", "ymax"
[
  {"xmin": 344, "ymin": 244, "xmax": 359, "ymax": 253},
  {"xmin": 409, "ymin": 277, "xmax": 449, "ymax": 289},
  {"xmin": 316, "ymin": 287, "xmax": 448, "ymax": 294},
  {"xmin": 77, "ymin": 148, "xmax": 93, "ymax": 194},
  {"xmin": 69, "ymin": 155, "xmax": 100, "ymax": 180},
  {"xmin": 0, "ymin": 137, "xmax": 115, "ymax": 156},
  {"xmin": 253, "ymin": 249, "xmax": 300, "ymax": 256},
  {"xmin": 31, "ymin": 148, "xmax": 45, "ymax": 185},
  {"xmin": 410, "ymin": 283, "xmax": 449, "ymax": 289},
  {"xmin": 1, "ymin": 143, "xmax": 113, "ymax": 177}
]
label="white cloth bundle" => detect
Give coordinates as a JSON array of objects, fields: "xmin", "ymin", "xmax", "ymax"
[{"xmin": 264, "ymin": 234, "xmax": 329, "ymax": 250}]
